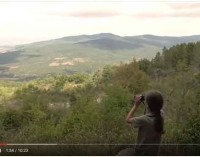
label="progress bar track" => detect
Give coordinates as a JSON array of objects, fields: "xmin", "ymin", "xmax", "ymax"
[{"xmin": 3, "ymin": 143, "xmax": 200, "ymax": 146}]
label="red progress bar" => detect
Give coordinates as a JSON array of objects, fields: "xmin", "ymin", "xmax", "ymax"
[{"xmin": 0, "ymin": 143, "xmax": 7, "ymax": 146}]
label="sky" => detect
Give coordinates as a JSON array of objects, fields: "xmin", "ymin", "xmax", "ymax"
[{"xmin": 0, "ymin": 0, "xmax": 200, "ymax": 45}]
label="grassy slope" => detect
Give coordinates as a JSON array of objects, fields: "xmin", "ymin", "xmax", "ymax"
[{"xmin": 8, "ymin": 42, "xmax": 161, "ymax": 76}]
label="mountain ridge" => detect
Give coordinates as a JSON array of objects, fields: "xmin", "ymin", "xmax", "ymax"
[
  {"xmin": 1, "ymin": 33, "xmax": 200, "ymax": 80},
  {"xmin": 10, "ymin": 33, "xmax": 200, "ymax": 47},
  {"xmin": 0, "ymin": 33, "xmax": 200, "ymax": 48},
  {"xmin": 34, "ymin": 33, "xmax": 200, "ymax": 49}
]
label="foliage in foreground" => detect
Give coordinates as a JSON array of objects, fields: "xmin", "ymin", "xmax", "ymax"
[{"xmin": 0, "ymin": 42, "xmax": 200, "ymax": 155}]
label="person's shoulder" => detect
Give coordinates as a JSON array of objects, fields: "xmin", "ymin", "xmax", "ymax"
[
  {"xmin": 134, "ymin": 115, "xmax": 148, "ymax": 123},
  {"xmin": 137, "ymin": 115, "xmax": 147, "ymax": 119},
  {"xmin": 140, "ymin": 114, "xmax": 154, "ymax": 123},
  {"xmin": 132, "ymin": 115, "xmax": 147, "ymax": 128}
]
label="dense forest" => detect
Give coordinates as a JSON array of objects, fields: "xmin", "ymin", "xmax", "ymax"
[{"xmin": 0, "ymin": 42, "xmax": 200, "ymax": 155}]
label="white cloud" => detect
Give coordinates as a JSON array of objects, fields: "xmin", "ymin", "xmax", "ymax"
[{"xmin": 0, "ymin": 1, "xmax": 200, "ymax": 45}]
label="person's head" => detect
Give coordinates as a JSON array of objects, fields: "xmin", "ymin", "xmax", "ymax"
[
  {"xmin": 145, "ymin": 90, "xmax": 163, "ymax": 114},
  {"xmin": 145, "ymin": 90, "xmax": 164, "ymax": 134}
]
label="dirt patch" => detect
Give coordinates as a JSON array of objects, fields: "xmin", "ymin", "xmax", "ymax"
[
  {"xmin": 74, "ymin": 58, "xmax": 85, "ymax": 63},
  {"xmin": 9, "ymin": 66, "xmax": 19, "ymax": 69},
  {"xmin": 49, "ymin": 62, "xmax": 60, "ymax": 67},
  {"xmin": 54, "ymin": 57, "xmax": 65, "ymax": 60},
  {"xmin": 61, "ymin": 61, "xmax": 74, "ymax": 66}
]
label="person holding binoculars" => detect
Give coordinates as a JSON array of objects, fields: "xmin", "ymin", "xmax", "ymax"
[{"xmin": 117, "ymin": 90, "xmax": 164, "ymax": 156}]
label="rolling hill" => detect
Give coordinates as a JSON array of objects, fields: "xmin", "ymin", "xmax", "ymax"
[{"xmin": 0, "ymin": 33, "xmax": 200, "ymax": 81}]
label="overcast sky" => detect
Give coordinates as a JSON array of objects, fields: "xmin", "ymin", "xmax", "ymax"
[{"xmin": 0, "ymin": 0, "xmax": 200, "ymax": 45}]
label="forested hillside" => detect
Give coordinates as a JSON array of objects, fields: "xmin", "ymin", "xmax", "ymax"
[
  {"xmin": 1, "ymin": 33, "xmax": 200, "ymax": 80},
  {"xmin": 0, "ymin": 42, "xmax": 200, "ymax": 155}
]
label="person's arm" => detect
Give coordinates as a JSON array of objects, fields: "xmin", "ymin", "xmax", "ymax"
[{"xmin": 126, "ymin": 95, "xmax": 141, "ymax": 124}]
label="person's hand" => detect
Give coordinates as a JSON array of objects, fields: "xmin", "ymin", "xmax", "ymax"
[{"xmin": 134, "ymin": 95, "xmax": 142, "ymax": 107}]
